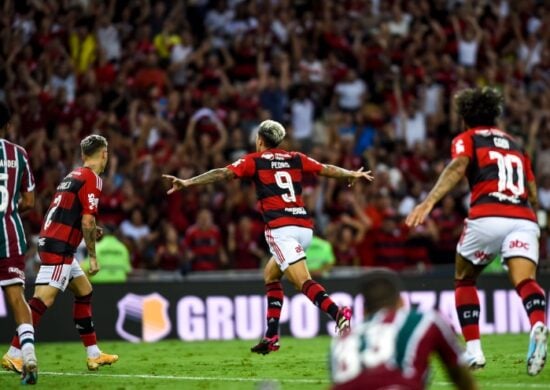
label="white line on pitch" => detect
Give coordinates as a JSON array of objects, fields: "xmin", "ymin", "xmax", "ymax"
[
  {"xmin": 0, "ymin": 371, "xmax": 328, "ymax": 384},
  {"xmin": 0, "ymin": 371, "xmax": 548, "ymax": 388}
]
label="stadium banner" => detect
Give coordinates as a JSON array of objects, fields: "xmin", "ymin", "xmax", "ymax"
[{"xmin": 1, "ymin": 275, "xmax": 549, "ymax": 343}]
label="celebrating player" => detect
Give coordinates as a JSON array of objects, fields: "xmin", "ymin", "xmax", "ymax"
[
  {"xmin": 0, "ymin": 103, "xmax": 38, "ymax": 384},
  {"xmin": 2, "ymin": 135, "xmax": 118, "ymax": 372},
  {"xmin": 330, "ymin": 269, "xmax": 477, "ymax": 390},
  {"xmin": 163, "ymin": 119, "xmax": 374, "ymax": 353},
  {"xmin": 406, "ymin": 87, "xmax": 548, "ymax": 375}
]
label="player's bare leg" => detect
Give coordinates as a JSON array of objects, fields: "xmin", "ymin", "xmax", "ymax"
[
  {"xmin": 251, "ymin": 257, "xmax": 284, "ymax": 354},
  {"xmin": 507, "ymin": 257, "xmax": 548, "ymax": 376},
  {"xmin": 455, "ymin": 254, "xmax": 486, "ymax": 369},
  {"xmin": 285, "ymin": 259, "xmax": 352, "ymax": 336},
  {"xmin": 69, "ymin": 275, "xmax": 118, "ymax": 370},
  {"xmin": 2, "ymin": 285, "xmax": 37, "ymax": 384}
]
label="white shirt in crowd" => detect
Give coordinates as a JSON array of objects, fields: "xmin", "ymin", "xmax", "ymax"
[
  {"xmin": 97, "ymin": 24, "xmax": 121, "ymax": 61},
  {"xmin": 291, "ymin": 99, "xmax": 314, "ymax": 140},
  {"xmin": 120, "ymin": 220, "xmax": 151, "ymax": 242},
  {"xmin": 335, "ymin": 79, "xmax": 367, "ymax": 111},
  {"xmin": 395, "ymin": 111, "xmax": 427, "ymax": 149},
  {"xmin": 50, "ymin": 74, "xmax": 76, "ymax": 103},
  {"xmin": 458, "ymin": 39, "xmax": 479, "ymax": 67}
]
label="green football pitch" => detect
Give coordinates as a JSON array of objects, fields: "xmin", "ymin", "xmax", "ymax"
[{"xmin": 0, "ymin": 334, "xmax": 548, "ymax": 389}]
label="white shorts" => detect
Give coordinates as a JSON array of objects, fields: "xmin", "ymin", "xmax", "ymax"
[
  {"xmin": 457, "ymin": 217, "xmax": 540, "ymax": 266},
  {"xmin": 265, "ymin": 226, "xmax": 312, "ymax": 272},
  {"xmin": 35, "ymin": 258, "xmax": 86, "ymax": 291}
]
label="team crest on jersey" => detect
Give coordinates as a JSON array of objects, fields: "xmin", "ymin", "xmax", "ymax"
[
  {"xmin": 116, "ymin": 293, "xmax": 172, "ymax": 342},
  {"xmin": 88, "ymin": 193, "xmax": 99, "ymax": 210}
]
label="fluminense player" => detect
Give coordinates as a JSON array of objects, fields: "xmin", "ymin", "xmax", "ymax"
[
  {"xmin": 330, "ymin": 269, "xmax": 477, "ymax": 390},
  {"xmin": 163, "ymin": 119, "xmax": 374, "ymax": 354},
  {"xmin": 407, "ymin": 87, "xmax": 548, "ymax": 375},
  {"xmin": 2, "ymin": 135, "xmax": 118, "ymax": 372},
  {"xmin": 0, "ymin": 103, "xmax": 38, "ymax": 384}
]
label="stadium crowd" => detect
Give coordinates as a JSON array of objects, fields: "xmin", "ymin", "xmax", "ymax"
[{"xmin": 1, "ymin": 0, "xmax": 550, "ymax": 276}]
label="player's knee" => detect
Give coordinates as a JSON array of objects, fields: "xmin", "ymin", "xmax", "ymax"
[
  {"xmin": 75, "ymin": 291, "xmax": 93, "ymax": 303},
  {"xmin": 33, "ymin": 293, "xmax": 55, "ymax": 308}
]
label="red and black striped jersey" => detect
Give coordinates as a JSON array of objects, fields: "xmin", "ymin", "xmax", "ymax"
[
  {"xmin": 451, "ymin": 127, "xmax": 536, "ymax": 222},
  {"xmin": 0, "ymin": 139, "xmax": 35, "ymax": 258},
  {"xmin": 38, "ymin": 167, "xmax": 102, "ymax": 263},
  {"xmin": 226, "ymin": 149, "xmax": 324, "ymax": 229}
]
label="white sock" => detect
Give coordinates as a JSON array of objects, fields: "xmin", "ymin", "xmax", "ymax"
[
  {"xmin": 8, "ymin": 346, "xmax": 22, "ymax": 358},
  {"xmin": 86, "ymin": 345, "xmax": 101, "ymax": 358},
  {"xmin": 466, "ymin": 339, "xmax": 482, "ymax": 355},
  {"xmin": 17, "ymin": 323, "xmax": 36, "ymax": 361}
]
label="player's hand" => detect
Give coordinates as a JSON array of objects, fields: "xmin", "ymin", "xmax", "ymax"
[
  {"xmin": 162, "ymin": 174, "xmax": 187, "ymax": 194},
  {"xmin": 88, "ymin": 257, "xmax": 100, "ymax": 276},
  {"xmin": 96, "ymin": 226, "xmax": 104, "ymax": 240},
  {"xmin": 348, "ymin": 167, "xmax": 374, "ymax": 187},
  {"xmin": 405, "ymin": 202, "xmax": 433, "ymax": 227}
]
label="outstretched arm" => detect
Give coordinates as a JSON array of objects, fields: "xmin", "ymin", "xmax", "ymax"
[
  {"xmin": 406, "ymin": 156, "xmax": 469, "ymax": 227},
  {"xmin": 319, "ymin": 165, "xmax": 374, "ymax": 187},
  {"xmin": 163, "ymin": 168, "xmax": 236, "ymax": 194}
]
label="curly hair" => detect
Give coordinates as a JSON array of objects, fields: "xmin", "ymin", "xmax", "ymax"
[{"xmin": 454, "ymin": 87, "xmax": 504, "ymax": 128}]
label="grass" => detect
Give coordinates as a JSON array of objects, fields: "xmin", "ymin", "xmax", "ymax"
[{"xmin": 0, "ymin": 334, "xmax": 548, "ymax": 389}]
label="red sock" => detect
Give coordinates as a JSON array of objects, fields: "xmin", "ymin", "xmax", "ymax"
[
  {"xmin": 516, "ymin": 279, "xmax": 547, "ymax": 326},
  {"xmin": 301, "ymin": 279, "xmax": 339, "ymax": 320},
  {"xmin": 265, "ymin": 282, "xmax": 283, "ymax": 338},
  {"xmin": 11, "ymin": 297, "xmax": 47, "ymax": 349},
  {"xmin": 74, "ymin": 293, "xmax": 97, "ymax": 347},
  {"xmin": 455, "ymin": 279, "xmax": 480, "ymax": 341}
]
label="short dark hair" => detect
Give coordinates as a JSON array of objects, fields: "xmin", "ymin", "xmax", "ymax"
[
  {"xmin": 0, "ymin": 102, "xmax": 11, "ymax": 130},
  {"xmin": 455, "ymin": 87, "xmax": 504, "ymax": 128},
  {"xmin": 80, "ymin": 134, "xmax": 108, "ymax": 156},
  {"xmin": 360, "ymin": 269, "xmax": 403, "ymax": 314},
  {"xmin": 258, "ymin": 120, "xmax": 286, "ymax": 148}
]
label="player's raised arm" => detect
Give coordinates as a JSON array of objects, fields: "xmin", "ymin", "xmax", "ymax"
[
  {"xmin": 406, "ymin": 156, "xmax": 469, "ymax": 227},
  {"xmin": 319, "ymin": 165, "xmax": 374, "ymax": 187},
  {"xmin": 162, "ymin": 168, "xmax": 237, "ymax": 194}
]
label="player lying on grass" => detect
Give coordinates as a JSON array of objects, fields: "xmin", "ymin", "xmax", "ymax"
[{"xmin": 164, "ymin": 119, "xmax": 374, "ymax": 354}]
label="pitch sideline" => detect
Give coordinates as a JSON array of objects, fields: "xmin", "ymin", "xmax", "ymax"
[{"xmin": 0, "ymin": 370, "xmax": 549, "ymax": 388}]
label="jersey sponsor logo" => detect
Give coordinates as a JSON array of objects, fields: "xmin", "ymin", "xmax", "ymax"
[
  {"xmin": 57, "ymin": 181, "xmax": 71, "ymax": 191},
  {"xmin": 493, "ymin": 137, "xmax": 510, "ymax": 149},
  {"xmin": 455, "ymin": 139, "xmax": 465, "ymax": 154},
  {"xmin": 295, "ymin": 246, "xmax": 303, "ymax": 253},
  {"xmin": 284, "ymin": 207, "xmax": 307, "ymax": 215},
  {"xmin": 274, "ymin": 153, "xmax": 291, "ymax": 159},
  {"xmin": 488, "ymin": 192, "xmax": 521, "ymax": 204},
  {"xmin": 261, "ymin": 152, "xmax": 274, "ymax": 160},
  {"xmin": 509, "ymin": 240, "xmax": 529, "ymax": 250},
  {"xmin": 271, "ymin": 161, "xmax": 290, "ymax": 169},
  {"xmin": 88, "ymin": 193, "xmax": 99, "ymax": 210},
  {"xmin": 0, "ymin": 159, "xmax": 17, "ymax": 168},
  {"xmin": 474, "ymin": 250, "xmax": 491, "ymax": 261},
  {"xmin": 7, "ymin": 267, "xmax": 24, "ymax": 279}
]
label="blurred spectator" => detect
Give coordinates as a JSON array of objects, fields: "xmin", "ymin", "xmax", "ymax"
[
  {"xmin": 305, "ymin": 234, "xmax": 336, "ymax": 278},
  {"xmin": 431, "ymin": 195, "xmax": 464, "ymax": 264},
  {"xmin": 153, "ymin": 223, "xmax": 186, "ymax": 272},
  {"xmin": 120, "ymin": 208, "xmax": 156, "ymax": 268},
  {"xmin": 82, "ymin": 227, "xmax": 131, "ymax": 283},
  {"xmin": 227, "ymin": 216, "xmax": 266, "ymax": 270},
  {"xmin": 184, "ymin": 209, "xmax": 228, "ymax": 272}
]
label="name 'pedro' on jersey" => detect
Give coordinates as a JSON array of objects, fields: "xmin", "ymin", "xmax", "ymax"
[{"xmin": 227, "ymin": 149, "xmax": 324, "ymax": 229}]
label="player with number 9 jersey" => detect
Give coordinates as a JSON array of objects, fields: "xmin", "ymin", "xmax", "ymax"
[
  {"xmin": 227, "ymin": 150, "xmax": 323, "ymax": 229},
  {"xmin": 38, "ymin": 166, "xmax": 103, "ymax": 265},
  {"xmin": 163, "ymin": 119, "xmax": 374, "ymax": 354}
]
